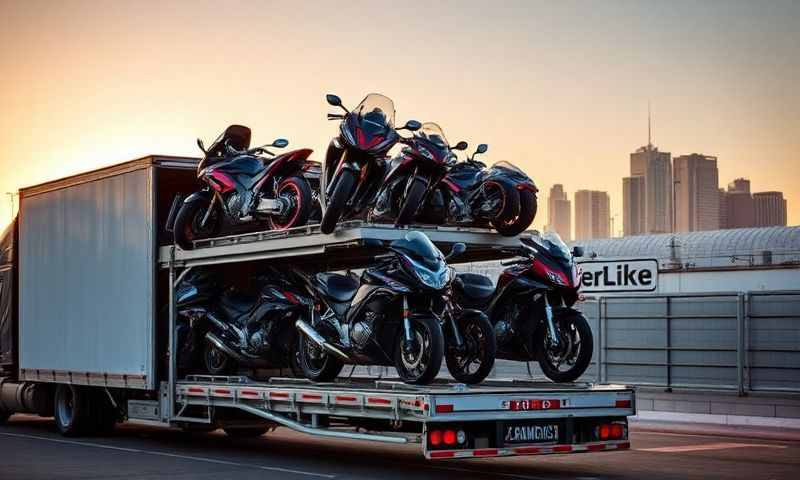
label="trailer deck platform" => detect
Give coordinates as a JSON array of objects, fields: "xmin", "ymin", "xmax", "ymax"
[{"xmin": 159, "ymin": 221, "xmax": 520, "ymax": 269}]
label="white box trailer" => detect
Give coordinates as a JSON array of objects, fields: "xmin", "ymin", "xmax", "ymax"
[{"xmin": 0, "ymin": 156, "xmax": 634, "ymax": 459}]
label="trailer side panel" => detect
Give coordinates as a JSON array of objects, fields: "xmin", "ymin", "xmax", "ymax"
[{"xmin": 19, "ymin": 167, "xmax": 155, "ymax": 389}]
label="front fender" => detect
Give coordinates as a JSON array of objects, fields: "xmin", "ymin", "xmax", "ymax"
[
  {"xmin": 457, "ymin": 308, "xmax": 489, "ymax": 323},
  {"xmin": 183, "ymin": 190, "xmax": 212, "ymax": 205}
]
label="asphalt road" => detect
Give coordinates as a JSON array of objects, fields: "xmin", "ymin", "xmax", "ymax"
[{"xmin": 1, "ymin": 415, "xmax": 798, "ymax": 480}]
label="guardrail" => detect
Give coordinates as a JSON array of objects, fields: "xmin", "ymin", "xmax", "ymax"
[{"xmin": 576, "ymin": 290, "xmax": 800, "ymax": 395}]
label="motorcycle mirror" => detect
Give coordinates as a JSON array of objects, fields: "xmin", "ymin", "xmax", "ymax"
[
  {"xmin": 475, "ymin": 144, "xmax": 488, "ymax": 155},
  {"xmin": 399, "ymin": 120, "xmax": 422, "ymax": 132},
  {"xmin": 326, "ymin": 93, "xmax": 348, "ymax": 113},
  {"xmin": 196, "ymin": 138, "xmax": 206, "ymax": 153},
  {"xmin": 446, "ymin": 242, "xmax": 467, "ymax": 260},
  {"xmin": 572, "ymin": 246, "xmax": 585, "ymax": 258},
  {"xmin": 452, "ymin": 141, "xmax": 468, "ymax": 151},
  {"xmin": 271, "ymin": 138, "xmax": 289, "ymax": 148}
]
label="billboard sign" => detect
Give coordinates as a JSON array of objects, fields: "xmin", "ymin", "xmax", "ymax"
[{"xmin": 577, "ymin": 258, "xmax": 659, "ymax": 293}]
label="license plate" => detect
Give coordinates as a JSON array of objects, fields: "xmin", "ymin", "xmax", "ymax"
[
  {"xmin": 503, "ymin": 422, "xmax": 561, "ymax": 445},
  {"xmin": 503, "ymin": 399, "xmax": 563, "ymax": 411}
]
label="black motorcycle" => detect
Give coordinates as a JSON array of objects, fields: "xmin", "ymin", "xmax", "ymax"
[
  {"xmin": 319, "ymin": 93, "xmax": 421, "ymax": 234},
  {"xmin": 293, "ymin": 231, "xmax": 495, "ymax": 385},
  {"xmin": 429, "ymin": 143, "xmax": 538, "ymax": 236},
  {"xmin": 172, "ymin": 125, "xmax": 314, "ymax": 249},
  {"xmin": 453, "ymin": 233, "xmax": 593, "ymax": 382},
  {"xmin": 174, "ymin": 268, "xmax": 311, "ymax": 375},
  {"xmin": 369, "ymin": 122, "xmax": 468, "ymax": 226}
]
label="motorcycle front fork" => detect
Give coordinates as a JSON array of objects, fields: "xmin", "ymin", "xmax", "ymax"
[{"xmin": 543, "ymin": 295, "xmax": 561, "ymax": 348}]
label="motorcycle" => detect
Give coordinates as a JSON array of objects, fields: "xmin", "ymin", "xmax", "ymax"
[
  {"xmin": 430, "ymin": 143, "xmax": 539, "ymax": 236},
  {"xmin": 369, "ymin": 122, "xmax": 468, "ymax": 226},
  {"xmin": 452, "ymin": 232, "xmax": 593, "ymax": 382},
  {"xmin": 173, "ymin": 268, "xmax": 311, "ymax": 375},
  {"xmin": 319, "ymin": 93, "xmax": 421, "ymax": 234},
  {"xmin": 292, "ymin": 232, "xmax": 462, "ymax": 384},
  {"xmin": 172, "ymin": 124, "xmax": 314, "ymax": 249}
]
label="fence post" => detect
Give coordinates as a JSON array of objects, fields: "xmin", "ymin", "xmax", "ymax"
[
  {"xmin": 665, "ymin": 296, "xmax": 672, "ymax": 392},
  {"xmin": 737, "ymin": 292, "xmax": 746, "ymax": 396}
]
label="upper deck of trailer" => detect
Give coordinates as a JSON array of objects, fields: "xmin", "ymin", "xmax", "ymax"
[{"xmin": 159, "ymin": 221, "xmax": 522, "ymax": 269}]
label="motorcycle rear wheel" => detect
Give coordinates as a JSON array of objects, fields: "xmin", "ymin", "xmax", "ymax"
[
  {"xmin": 493, "ymin": 189, "xmax": 537, "ymax": 236},
  {"xmin": 537, "ymin": 310, "xmax": 593, "ymax": 383},
  {"xmin": 267, "ymin": 176, "xmax": 312, "ymax": 230},
  {"xmin": 320, "ymin": 169, "xmax": 356, "ymax": 234},
  {"xmin": 445, "ymin": 314, "xmax": 496, "ymax": 384},
  {"xmin": 395, "ymin": 175, "xmax": 427, "ymax": 226},
  {"xmin": 173, "ymin": 197, "xmax": 221, "ymax": 250},
  {"xmin": 394, "ymin": 316, "xmax": 444, "ymax": 385},
  {"xmin": 298, "ymin": 326, "xmax": 344, "ymax": 382},
  {"xmin": 204, "ymin": 341, "xmax": 235, "ymax": 375}
]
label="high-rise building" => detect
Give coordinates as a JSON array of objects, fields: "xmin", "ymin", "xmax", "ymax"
[
  {"xmin": 628, "ymin": 110, "xmax": 672, "ymax": 234},
  {"xmin": 673, "ymin": 154, "xmax": 720, "ymax": 232},
  {"xmin": 574, "ymin": 190, "xmax": 610, "ymax": 240},
  {"xmin": 622, "ymin": 176, "xmax": 645, "ymax": 236},
  {"xmin": 753, "ymin": 191, "xmax": 788, "ymax": 227},
  {"xmin": 546, "ymin": 184, "xmax": 571, "ymax": 241},
  {"xmin": 720, "ymin": 178, "xmax": 755, "ymax": 229}
]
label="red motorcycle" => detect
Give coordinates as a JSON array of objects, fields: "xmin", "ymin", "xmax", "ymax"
[
  {"xmin": 453, "ymin": 233, "xmax": 593, "ymax": 382},
  {"xmin": 173, "ymin": 125, "xmax": 314, "ymax": 249}
]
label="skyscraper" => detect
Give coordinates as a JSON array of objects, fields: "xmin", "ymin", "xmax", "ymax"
[
  {"xmin": 721, "ymin": 178, "xmax": 755, "ymax": 229},
  {"xmin": 546, "ymin": 184, "xmax": 572, "ymax": 241},
  {"xmin": 628, "ymin": 110, "xmax": 672, "ymax": 234},
  {"xmin": 673, "ymin": 154, "xmax": 720, "ymax": 232},
  {"xmin": 753, "ymin": 191, "xmax": 788, "ymax": 227},
  {"xmin": 622, "ymin": 176, "xmax": 645, "ymax": 236},
  {"xmin": 574, "ymin": 190, "xmax": 610, "ymax": 240}
]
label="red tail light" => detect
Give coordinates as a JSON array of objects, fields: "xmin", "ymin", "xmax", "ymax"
[
  {"xmin": 611, "ymin": 424, "xmax": 624, "ymax": 439},
  {"xmin": 429, "ymin": 430, "xmax": 442, "ymax": 446},
  {"xmin": 435, "ymin": 404, "xmax": 454, "ymax": 413},
  {"xmin": 599, "ymin": 424, "xmax": 610, "ymax": 440},
  {"xmin": 443, "ymin": 430, "xmax": 457, "ymax": 445}
]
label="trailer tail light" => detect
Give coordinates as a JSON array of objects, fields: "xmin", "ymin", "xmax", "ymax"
[
  {"xmin": 435, "ymin": 404, "xmax": 454, "ymax": 413},
  {"xmin": 428, "ymin": 428, "xmax": 467, "ymax": 449},
  {"xmin": 595, "ymin": 422, "xmax": 626, "ymax": 441},
  {"xmin": 615, "ymin": 399, "xmax": 631, "ymax": 408}
]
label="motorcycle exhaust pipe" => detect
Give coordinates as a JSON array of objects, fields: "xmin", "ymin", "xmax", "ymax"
[
  {"xmin": 295, "ymin": 319, "xmax": 350, "ymax": 362},
  {"xmin": 205, "ymin": 332, "xmax": 249, "ymax": 363}
]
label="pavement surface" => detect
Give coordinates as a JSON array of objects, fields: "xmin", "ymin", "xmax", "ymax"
[{"xmin": 1, "ymin": 414, "xmax": 798, "ymax": 480}]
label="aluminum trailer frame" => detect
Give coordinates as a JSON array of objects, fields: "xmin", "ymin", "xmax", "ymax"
[{"xmin": 152, "ymin": 223, "xmax": 635, "ymax": 459}]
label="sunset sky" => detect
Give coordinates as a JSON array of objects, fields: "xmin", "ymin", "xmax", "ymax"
[{"xmin": 1, "ymin": 0, "xmax": 798, "ymax": 231}]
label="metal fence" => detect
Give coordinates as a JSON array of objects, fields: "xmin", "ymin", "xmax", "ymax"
[{"xmin": 572, "ymin": 291, "xmax": 800, "ymax": 395}]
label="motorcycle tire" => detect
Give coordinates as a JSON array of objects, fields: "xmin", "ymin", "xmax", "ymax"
[
  {"xmin": 395, "ymin": 175, "xmax": 427, "ymax": 226},
  {"xmin": 298, "ymin": 326, "xmax": 344, "ymax": 382},
  {"xmin": 267, "ymin": 176, "xmax": 313, "ymax": 230},
  {"xmin": 445, "ymin": 313, "xmax": 496, "ymax": 385},
  {"xmin": 203, "ymin": 341, "xmax": 235, "ymax": 375},
  {"xmin": 394, "ymin": 316, "xmax": 444, "ymax": 385},
  {"xmin": 173, "ymin": 197, "xmax": 221, "ymax": 250},
  {"xmin": 320, "ymin": 169, "xmax": 356, "ymax": 234},
  {"xmin": 537, "ymin": 310, "xmax": 594, "ymax": 383},
  {"xmin": 493, "ymin": 189, "xmax": 537, "ymax": 236}
]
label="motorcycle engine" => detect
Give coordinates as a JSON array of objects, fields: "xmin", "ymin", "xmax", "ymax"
[
  {"xmin": 248, "ymin": 323, "xmax": 273, "ymax": 355},
  {"xmin": 226, "ymin": 193, "xmax": 246, "ymax": 220},
  {"xmin": 495, "ymin": 305, "xmax": 518, "ymax": 347},
  {"xmin": 351, "ymin": 312, "xmax": 377, "ymax": 349}
]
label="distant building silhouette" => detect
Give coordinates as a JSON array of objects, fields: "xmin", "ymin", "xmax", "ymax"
[
  {"xmin": 673, "ymin": 153, "xmax": 720, "ymax": 232},
  {"xmin": 720, "ymin": 178, "xmax": 755, "ymax": 229},
  {"xmin": 546, "ymin": 184, "xmax": 571, "ymax": 241},
  {"xmin": 628, "ymin": 109, "xmax": 672, "ymax": 234},
  {"xmin": 753, "ymin": 191, "xmax": 788, "ymax": 227},
  {"xmin": 575, "ymin": 190, "xmax": 610, "ymax": 240},
  {"xmin": 623, "ymin": 176, "xmax": 645, "ymax": 236}
]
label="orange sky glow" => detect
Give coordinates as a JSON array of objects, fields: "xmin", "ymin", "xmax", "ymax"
[{"xmin": 1, "ymin": 0, "xmax": 798, "ymax": 232}]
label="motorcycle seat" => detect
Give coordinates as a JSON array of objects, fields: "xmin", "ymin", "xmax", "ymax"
[
  {"xmin": 315, "ymin": 272, "xmax": 359, "ymax": 303},
  {"xmin": 219, "ymin": 290, "xmax": 256, "ymax": 319},
  {"xmin": 455, "ymin": 273, "xmax": 495, "ymax": 304}
]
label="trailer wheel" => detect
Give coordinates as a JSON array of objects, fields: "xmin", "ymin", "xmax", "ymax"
[
  {"xmin": 55, "ymin": 385, "xmax": 92, "ymax": 437},
  {"xmin": 223, "ymin": 426, "xmax": 269, "ymax": 438}
]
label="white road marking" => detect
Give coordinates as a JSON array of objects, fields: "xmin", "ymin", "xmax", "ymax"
[
  {"xmin": 0, "ymin": 431, "xmax": 335, "ymax": 478},
  {"xmin": 638, "ymin": 442, "xmax": 788, "ymax": 453}
]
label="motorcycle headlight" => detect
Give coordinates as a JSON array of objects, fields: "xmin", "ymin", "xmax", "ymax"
[
  {"xmin": 417, "ymin": 146, "xmax": 434, "ymax": 160},
  {"xmin": 415, "ymin": 265, "xmax": 450, "ymax": 290}
]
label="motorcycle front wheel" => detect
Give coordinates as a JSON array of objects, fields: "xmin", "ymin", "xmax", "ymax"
[
  {"xmin": 267, "ymin": 176, "xmax": 312, "ymax": 230},
  {"xmin": 395, "ymin": 175, "xmax": 427, "ymax": 226},
  {"xmin": 173, "ymin": 197, "xmax": 221, "ymax": 250},
  {"xmin": 537, "ymin": 310, "xmax": 593, "ymax": 383},
  {"xmin": 204, "ymin": 341, "xmax": 234, "ymax": 375},
  {"xmin": 493, "ymin": 189, "xmax": 537, "ymax": 236},
  {"xmin": 394, "ymin": 316, "xmax": 444, "ymax": 385},
  {"xmin": 445, "ymin": 313, "xmax": 496, "ymax": 384},
  {"xmin": 320, "ymin": 169, "xmax": 356, "ymax": 234}
]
